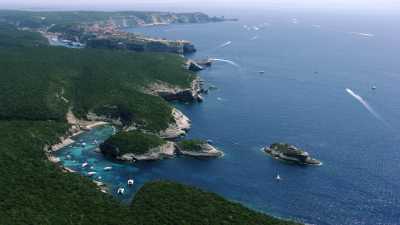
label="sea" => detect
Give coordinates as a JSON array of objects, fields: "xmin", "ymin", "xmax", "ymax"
[{"xmin": 56, "ymin": 9, "xmax": 400, "ymax": 225}]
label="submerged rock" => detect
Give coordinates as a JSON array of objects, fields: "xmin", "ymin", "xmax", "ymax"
[{"xmin": 263, "ymin": 143, "xmax": 321, "ymax": 165}]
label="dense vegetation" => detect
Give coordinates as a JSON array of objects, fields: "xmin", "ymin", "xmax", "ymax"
[
  {"xmin": 0, "ymin": 23, "xmax": 300, "ymax": 225},
  {"xmin": 178, "ymin": 139, "xmax": 207, "ymax": 152},
  {"xmin": 0, "ymin": 35, "xmax": 194, "ymax": 130},
  {"xmin": 131, "ymin": 181, "xmax": 300, "ymax": 225},
  {"xmin": 0, "ymin": 23, "xmax": 48, "ymax": 47},
  {"xmin": 100, "ymin": 130, "xmax": 166, "ymax": 156}
]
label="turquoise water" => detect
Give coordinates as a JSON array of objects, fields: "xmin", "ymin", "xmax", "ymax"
[{"xmin": 57, "ymin": 10, "xmax": 400, "ymax": 225}]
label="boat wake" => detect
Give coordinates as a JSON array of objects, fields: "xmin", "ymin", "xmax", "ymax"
[
  {"xmin": 219, "ymin": 41, "xmax": 232, "ymax": 48},
  {"xmin": 349, "ymin": 32, "xmax": 375, "ymax": 38},
  {"xmin": 209, "ymin": 58, "xmax": 240, "ymax": 67},
  {"xmin": 345, "ymin": 88, "xmax": 389, "ymax": 127}
]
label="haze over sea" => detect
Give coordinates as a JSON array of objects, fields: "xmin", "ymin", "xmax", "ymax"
[{"xmin": 57, "ymin": 9, "xmax": 400, "ymax": 225}]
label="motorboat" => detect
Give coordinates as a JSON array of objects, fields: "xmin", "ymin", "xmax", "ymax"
[{"xmin": 117, "ymin": 187, "xmax": 125, "ymax": 195}]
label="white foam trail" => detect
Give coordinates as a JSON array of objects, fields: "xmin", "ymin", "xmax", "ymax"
[
  {"xmin": 350, "ymin": 32, "xmax": 375, "ymax": 38},
  {"xmin": 250, "ymin": 35, "xmax": 259, "ymax": 41},
  {"xmin": 209, "ymin": 58, "xmax": 240, "ymax": 67},
  {"xmin": 345, "ymin": 88, "xmax": 388, "ymax": 126},
  {"xmin": 219, "ymin": 41, "xmax": 232, "ymax": 48}
]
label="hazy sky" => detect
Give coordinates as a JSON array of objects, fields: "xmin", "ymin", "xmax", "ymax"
[{"xmin": 1, "ymin": 0, "xmax": 399, "ymax": 12}]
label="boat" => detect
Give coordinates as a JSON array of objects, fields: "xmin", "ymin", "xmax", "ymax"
[
  {"xmin": 372, "ymin": 85, "xmax": 377, "ymax": 90},
  {"xmin": 81, "ymin": 162, "xmax": 89, "ymax": 168},
  {"xmin": 258, "ymin": 70, "xmax": 265, "ymax": 74},
  {"xmin": 103, "ymin": 166, "xmax": 112, "ymax": 171},
  {"xmin": 127, "ymin": 179, "xmax": 135, "ymax": 186},
  {"xmin": 117, "ymin": 187, "xmax": 125, "ymax": 195},
  {"xmin": 275, "ymin": 174, "xmax": 281, "ymax": 181},
  {"xmin": 81, "ymin": 142, "xmax": 87, "ymax": 147},
  {"xmin": 87, "ymin": 171, "xmax": 96, "ymax": 177}
]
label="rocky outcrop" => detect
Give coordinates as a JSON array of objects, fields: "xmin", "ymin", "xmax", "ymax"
[
  {"xmin": 176, "ymin": 142, "xmax": 224, "ymax": 158},
  {"xmin": 117, "ymin": 141, "xmax": 176, "ymax": 161},
  {"xmin": 186, "ymin": 59, "xmax": 212, "ymax": 72},
  {"xmin": 263, "ymin": 143, "xmax": 322, "ymax": 165},
  {"xmin": 86, "ymin": 37, "xmax": 196, "ymax": 55},
  {"xmin": 187, "ymin": 60, "xmax": 203, "ymax": 72},
  {"xmin": 159, "ymin": 108, "xmax": 191, "ymax": 140},
  {"xmin": 147, "ymin": 78, "xmax": 203, "ymax": 103}
]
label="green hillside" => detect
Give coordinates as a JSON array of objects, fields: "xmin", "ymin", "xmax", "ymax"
[{"xmin": 0, "ymin": 23, "xmax": 300, "ymax": 225}]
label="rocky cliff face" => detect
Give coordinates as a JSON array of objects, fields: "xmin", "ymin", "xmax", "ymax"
[
  {"xmin": 159, "ymin": 108, "xmax": 191, "ymax": 140},
  {"xmin": 106, "ymin": 12, "xmax": 228, "ymax": 28},
  {"xmin": 176, "ymin": 142, "xmax": 224, "ymax": 158},
  {"xmin": 116, "ymin": 141, "xmax": 176, "ymax": 161},
  {"xmin": 86, "ymin": 37, "xmax": 196, "ymax": 54},
  {"xmin": 147, "ymin": 78, "xmax": 203, "ymax": 103}
]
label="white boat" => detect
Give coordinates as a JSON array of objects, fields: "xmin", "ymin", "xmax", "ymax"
[
  {"xmin": 372, "ymin": 85, "xmax": 377, "ymax": 90},
  {"xmin": 87, "ymin": 171, "xmax": 96, "ymax": 177},
  {"xmin": 81, "ymin": 142, "xmax": 87, "ymax": 147},
  {"xmin": 103, "ymin": 166, "xmax": 112, "ymax": 171},
  {"xmin": 275, "ymin": 174, "xmax": 281, "ymax": 181},
  {"xmin": 117, "ymin": 187, "xmax": 125, "ymax": 195},
  {"xmin": 81, "ymin": 162, "xmax": 89, "ymax": 168},
  {"xmin": 258, "ymin": 71, "xmax": 265, "ymax": 74},
  {"xmin": 127, "ymin": 179, "xmax": 135, "ymax": 186}
]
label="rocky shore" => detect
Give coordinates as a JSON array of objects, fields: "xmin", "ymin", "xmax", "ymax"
[
  {"xmin": 147, "ymin": 77, "xmax": 204, "ymax": 102},
  {"xmin": 176, "ymin": 141, "xmax": 224, "ymax": 158},
  {"xmin": 186, "ymin": 59, "xmax": 212, "ymax": 72},
  {"xmin": 113, "ymin": 140, "xmax": 223, "ymax": 161},
  {"xmin": 117, "ymin": 141, "xmax": 176, "ymax": 161},
  {"xmin": 159, "ymin": 108, "xmax": 191, "ymax": 139},
  {"xmin": 45, "ymin": 109, "xmax": 110, "ymax": 154}
]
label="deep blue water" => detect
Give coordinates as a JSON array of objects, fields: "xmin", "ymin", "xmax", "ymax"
[{"xmin": 56, "ymin": 10, "xmax": 400, "ymax": 225}]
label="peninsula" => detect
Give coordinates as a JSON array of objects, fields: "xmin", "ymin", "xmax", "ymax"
[{"xmin": 0, "ymin": 10, "xmax": 236, "ymax": 54}]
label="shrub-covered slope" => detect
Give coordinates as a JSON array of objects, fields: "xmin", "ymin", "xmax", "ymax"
[
  {"xmin": 101, "ymin": 130, "xmax": 166, "ymax": 156},
  {"xmin": 0, "ymin": 45, "xmax": 194, "ymax": 130},
  {"xmin": 0, "ymin": 24, "xmax": 301, "ymax": 225},
  {"xmin": 131, "ymin": 181, "xmax": 300, "ymax": 225}
]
